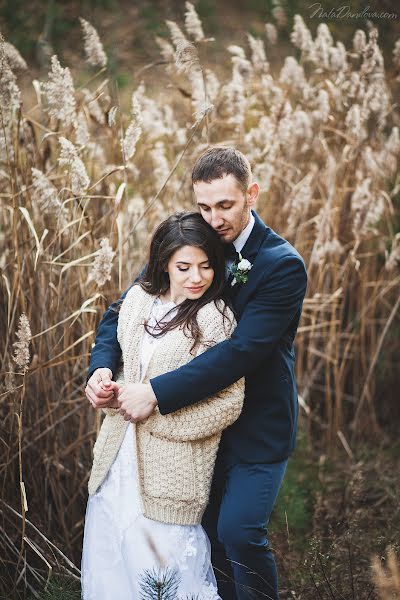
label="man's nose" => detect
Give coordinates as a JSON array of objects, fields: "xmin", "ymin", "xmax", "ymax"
[{"xmin": 210, "ymin": 211, "xmax": 224, "ymax": 229}]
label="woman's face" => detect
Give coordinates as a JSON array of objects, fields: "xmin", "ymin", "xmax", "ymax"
[{"xmin": 166, "ymin": 245, "xmax": 214, "ymax": 303}]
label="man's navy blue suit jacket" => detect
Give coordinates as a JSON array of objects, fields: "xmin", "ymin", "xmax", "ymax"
[{"xmin": 87, "ymin": 211, "xmax": 308, "ymax": 464}]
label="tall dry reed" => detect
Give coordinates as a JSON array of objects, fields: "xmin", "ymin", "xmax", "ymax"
[{"xmin": 0, "ymin": 7, "xmax": 399, "ymax": 597}]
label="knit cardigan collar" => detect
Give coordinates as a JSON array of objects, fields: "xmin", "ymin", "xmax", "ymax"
[
  {"xmin": 122, "ymin": 288, "xmax": 154, "ymax": 384},
  {"xmin": 121, "ymin": 288, "xmax": 189, "ymax": 386}
]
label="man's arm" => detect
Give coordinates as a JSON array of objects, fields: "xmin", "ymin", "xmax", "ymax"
[
  {"xmin": 140, "ymin": 306, "xmax": 245, "ymax": 441},
  {"xmin": 151, "ymin": 254, "xmax": 307, "ymax": 415},
  {"xmin": 86, "ymin": 293, "xmax": 126, "ymax": 382},
  {"xmin": 87, "ymin": 267, "xmax": 146, "ymax": 382}
]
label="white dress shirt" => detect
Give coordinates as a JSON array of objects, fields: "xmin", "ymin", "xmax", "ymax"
[{"xmin": 226, "ymin": 213, "xmax": 255, "ymax": 275}]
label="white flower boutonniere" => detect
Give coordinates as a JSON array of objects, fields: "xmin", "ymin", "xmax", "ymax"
[{"xmin": 229, "ymin": 252, "xmax": 253, "ymax": 286}]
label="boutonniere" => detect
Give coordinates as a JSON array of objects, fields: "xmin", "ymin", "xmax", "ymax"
[{"xmin": 229, "ymin": 253, "xmax": 253, "ymax": 286}]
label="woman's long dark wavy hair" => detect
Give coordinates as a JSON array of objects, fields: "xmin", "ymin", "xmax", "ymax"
[{"xmin": 133, "ymin": 211, "xmax": 229, "ymax": 351}]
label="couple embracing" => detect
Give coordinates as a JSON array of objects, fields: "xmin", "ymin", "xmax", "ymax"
[{"xmin": 82, "ymin": 146, "xmax": 308, "ymax": 600}]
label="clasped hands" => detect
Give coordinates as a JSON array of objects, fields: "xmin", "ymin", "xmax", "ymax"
[{"xmin": 85, "ymin": 368, "xmax": 158, "ymax": 422}]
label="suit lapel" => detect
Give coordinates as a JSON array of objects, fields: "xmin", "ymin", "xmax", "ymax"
[{"xmin": 226, "ymin": 211, "xmax": 267, "ymax": 303}]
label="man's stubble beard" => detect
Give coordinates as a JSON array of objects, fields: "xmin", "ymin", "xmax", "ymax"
[
  {"xmin": 202, "ymin": 200, "xmax": 251, "ymax": 244},
  {"xmin": 229, "ymin": 203, "xmax": 251, "ymax": 243}
]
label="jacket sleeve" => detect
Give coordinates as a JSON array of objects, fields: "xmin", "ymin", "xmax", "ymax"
[
  {"xmin": 151, "ymin": 254, "xmax": 307, "ymax": 415},
  {"xmin": 101, "ymin": 284, "xmax": 143, "ymax": 416},
  {"xmin": 142, "ymin": 305, "xmax": 245, "ymax": 441},
  {"xmin": 86, "ymin": 267, "xmax": 146, "ymax": 382}
]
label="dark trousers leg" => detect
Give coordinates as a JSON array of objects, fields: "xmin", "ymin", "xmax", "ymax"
[
  {"xmin": 202, "ymin": 453, "xmax": 236, "ymax": 598},
  {"xmin": 204, "ymin": 457, "xmax": 288, "ymax": 600},
  {"xmin": 218, "ymin": 460, "xmax": 287, "ymax": 600}
]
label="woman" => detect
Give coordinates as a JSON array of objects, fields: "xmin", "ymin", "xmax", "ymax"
[{"xmin": 81, "ymin": 212, "xmax": 244, "ymax": 599}]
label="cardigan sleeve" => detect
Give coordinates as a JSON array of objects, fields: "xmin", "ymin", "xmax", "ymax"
[{"xmin": 141, "ymin": 302, "xmax": 245, "ymax": 442}]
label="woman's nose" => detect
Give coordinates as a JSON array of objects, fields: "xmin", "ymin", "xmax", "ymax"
[{"xmin": 190, "ymin": 268, "xmax": 202, "ymax": 283}]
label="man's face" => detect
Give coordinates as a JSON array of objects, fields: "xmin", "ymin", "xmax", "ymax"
[{"xmin": 194, "ymin": 174, "xmax": 258, "ymax": 244}]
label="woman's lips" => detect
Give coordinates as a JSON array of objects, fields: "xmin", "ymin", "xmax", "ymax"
[{"xmin": 186, "ymin": 286, "xmax": 204, "ymax": 293}]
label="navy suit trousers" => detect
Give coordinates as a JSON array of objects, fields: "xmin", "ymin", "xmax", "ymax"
[{"xmin": 202, "ymin": 449, "xmax": 287, "ymax": 600}]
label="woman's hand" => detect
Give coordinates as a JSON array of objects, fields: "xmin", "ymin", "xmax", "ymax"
[
  {"xmin": 117, "ymin": 383, "xmax": 158, "ymax": 422},
  {"xmin": 85, "ymin": 368, "xmax": 121, "ymax": 408}
]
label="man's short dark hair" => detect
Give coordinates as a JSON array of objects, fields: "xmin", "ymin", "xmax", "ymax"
[{"xmin": 191, "ymin": 146, "xmax": 252, "ymax": 193}]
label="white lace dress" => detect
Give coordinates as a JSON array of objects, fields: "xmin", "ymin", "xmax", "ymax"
[{"xmin": 81, "ymin": 297, "xmax": 220, "ymax": 600}]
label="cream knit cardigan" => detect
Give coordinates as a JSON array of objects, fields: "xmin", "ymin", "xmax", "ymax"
[{"xmin": 87, "ymin": 285, "xmax": 244, "ymax": 525}]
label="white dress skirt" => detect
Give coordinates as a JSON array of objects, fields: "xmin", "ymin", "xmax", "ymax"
[{"xmin": 81, "ymin": 298, "xmax": 221, "ymax": 600}]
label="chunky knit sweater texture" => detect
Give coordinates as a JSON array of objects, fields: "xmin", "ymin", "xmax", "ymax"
[{"xmin": 88, "ymin": 285, "xmax": 244, "ymax": 525}]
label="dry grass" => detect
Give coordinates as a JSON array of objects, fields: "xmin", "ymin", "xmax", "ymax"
[
  {"xmin": 0, "ymin": 6, "xmax": 399, "ymax": 598},
  {"xmin": 372, "ymin": 548, "xmax": 400, "ymax": 599}
]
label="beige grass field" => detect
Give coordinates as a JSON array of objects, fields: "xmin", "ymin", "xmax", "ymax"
[{"xmin": 1, "ymin": 4, "xmax": 399, "ymax": 598}]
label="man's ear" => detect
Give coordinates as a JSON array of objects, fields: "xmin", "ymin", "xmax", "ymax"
[{"xmin": 247, "ymin": 182, "xmax": 259, "ymax": 207}]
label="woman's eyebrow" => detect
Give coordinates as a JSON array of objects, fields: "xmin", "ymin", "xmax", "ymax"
[{"xmin": 175, "ymin": 260, "xmax": 210, "ymax": 265}]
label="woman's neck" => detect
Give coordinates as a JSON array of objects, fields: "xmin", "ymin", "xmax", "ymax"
[{"xmin": 159, "ymin": 289, "xmax": 185, "ymax": 305}]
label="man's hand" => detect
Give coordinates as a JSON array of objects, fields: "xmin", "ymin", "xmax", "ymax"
[
  {"xmin": 85, "ymin": 368, "xmax": 120, "ymax": 409},
  {"xmin": 118, "ymin": 383, "xmax": 158, "ymax": 422}
]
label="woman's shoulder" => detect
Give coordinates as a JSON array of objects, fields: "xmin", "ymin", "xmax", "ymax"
[
  {"xmin": 118, "ymin": 284, "xmax": 153, "ymax": 343},
  {"xmin": 119, "ymin": 284, "xmax": 152, "ymax": 321},
  {"xmin": 122, "ymin": 283, "xmax": 152, "ymax": 307},
  {"xmin": 197, "ymin": 299, "xmax": 236, "ymax": 338},
  {"xmin": 196, "ymin": 298, "xmax": 234, "ymax": 319}
]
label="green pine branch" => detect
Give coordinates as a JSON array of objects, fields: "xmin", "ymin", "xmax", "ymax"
[
  {"xmin": 138, "ymin": 567, "xmax": 181, "ymax": 600},
  {"xmin": 138, "ymin": 567, "xmax": 210, "ymax": 599}
]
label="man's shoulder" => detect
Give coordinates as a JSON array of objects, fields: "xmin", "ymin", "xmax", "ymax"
[
  {"xmin": 258, "ymin": 225, "xmax": 306, "ymax": 269},
  {"xmin": 250, "ymin": 223, "xmax": 307, "ymax": 293}
]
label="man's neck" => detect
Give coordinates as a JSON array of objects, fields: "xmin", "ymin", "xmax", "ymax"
[
  {"xmin": 235, "ymin": 214, "xmax": 251, "ymax": 239},
  {"xmin": 232, "ymin": 212, "xmax": 255, "ymax": 253}
]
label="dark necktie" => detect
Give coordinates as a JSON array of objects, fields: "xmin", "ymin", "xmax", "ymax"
[{"xmin": 224, "ymin": 243, "xmax": 237, "ymax": 261}]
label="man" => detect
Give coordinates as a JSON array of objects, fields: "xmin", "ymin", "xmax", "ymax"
[{"xmin": 85, "ymin": 146, "xmax": 308, "ymax": 599}]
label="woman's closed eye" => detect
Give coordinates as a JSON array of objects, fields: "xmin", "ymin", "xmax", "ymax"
[{"xmin": 177, "ymin": 264, "xmax": 211, "ymax": 272}]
